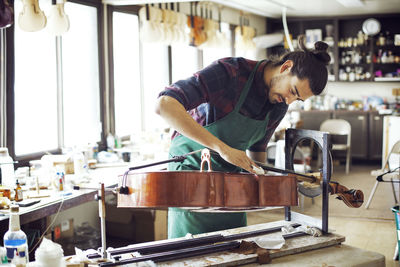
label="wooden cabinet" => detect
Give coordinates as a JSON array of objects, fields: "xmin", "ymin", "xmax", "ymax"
[
  {"xmin": 368, "ymin": 112, "xmax": 384, "ymax": 160},
  {"xmin": 333, "ymin": 111, "xmax": 368, "ymax": 159},
  {"xmin": 296, "ymin": 110, "xmax": 383, "ymax": 161},
  {"xmin": 299, "ymin": 110, "xmax": 332, "ymax": 131}
]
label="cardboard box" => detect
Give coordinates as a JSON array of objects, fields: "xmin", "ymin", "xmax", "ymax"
[
  {"xmin": 105, "ymin": 204, "xmax": 137, "ymax": 241},
  {"xmin": 53, "ymin": 218, "xmax": 74, "ymax": 241},
  {"xmin": 154, "ymin": 210, "xmax": 167, "ymax": 241},
  {"xmin": 105, "ymin": 203, "xmax": 167, "ymax": 243}
]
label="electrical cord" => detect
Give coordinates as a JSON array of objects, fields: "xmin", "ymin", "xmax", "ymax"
[{"xmin": 28, "ymin": 195, "xmax": 65, "ymax": 254}]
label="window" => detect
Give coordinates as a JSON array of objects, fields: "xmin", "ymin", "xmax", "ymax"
[
  {"xmin": 62, "ymin": 3, "xmax": 101, "ymax": 147},
  {"xmin": 14, "ymin": 0, "xmax": 58, "ymax": 155},
  {"xmin": 141, "ymin": 43, "xmax": 169, "ymax": 132},
  {"xmin": 171, "ymin": 45, "xmax": 199, "ymax": 82},
  {"xmin": 112, "ymin": 11, "xmax": 141, "ymax": 138},
  {"xmin": 13, "ymin": 0, "xmax": 102, "ymax": 156}
]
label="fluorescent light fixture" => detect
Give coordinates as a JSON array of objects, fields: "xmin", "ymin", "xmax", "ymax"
[
  {"xmin": 253, "ymin": 33, "xmax": 283, "ymax": 48},
  {"xmin": 336, "ymin": 0, "xmax": 365, "ymax": 7}
]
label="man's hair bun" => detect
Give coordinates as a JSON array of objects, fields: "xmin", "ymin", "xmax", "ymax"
[
  {"xmin": 314, "ymin": 41, "xmax": 328, "ymax": 52},
  {"xmin": 313, "ymin": 41, "xmax": 331, "ymax": 65}
]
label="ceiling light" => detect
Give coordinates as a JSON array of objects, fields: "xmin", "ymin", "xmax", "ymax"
[{"xmin": 336, "ymin": 0, "xmax": 365, "ymax": 7}]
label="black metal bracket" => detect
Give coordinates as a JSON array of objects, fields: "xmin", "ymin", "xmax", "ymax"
[{"xmin": 284, "ymin": 128, "xmax": 332, "ymax": 233}]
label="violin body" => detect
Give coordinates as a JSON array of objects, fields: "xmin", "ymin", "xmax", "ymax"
[
  {"xmin": 188, "ymin": 16, "xmax": 207, "ymax": 47},
  {"xmin": 47, "ymin": 3, "xmax": 70, "ymax": 35},
  {"xmin": 18, "ymin": 0, "xmax": 46, "ymax": 32},
  {"xmin": 118, "ymin": 171, "xmax": 298, "ymax": 208}
]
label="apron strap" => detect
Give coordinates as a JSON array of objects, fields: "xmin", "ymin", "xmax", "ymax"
[{"xmin": 233, "ymin": 60, "xmax": 265, "ymax": 113}]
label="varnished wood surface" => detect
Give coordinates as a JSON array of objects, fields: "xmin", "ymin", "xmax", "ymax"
[{"xmin": 118, "ymin": 171, "xmax": 298, "ymax": 208}]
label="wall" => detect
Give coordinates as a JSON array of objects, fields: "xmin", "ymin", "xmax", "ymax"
[{"xmin": 325, "ymin": 81, "xmax": 400, "ymax": 101}]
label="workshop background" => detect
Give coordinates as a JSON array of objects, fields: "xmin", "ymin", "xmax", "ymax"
[{"xmin": 0, "ymin": 0, "xmax": 400, "ymax": 266}]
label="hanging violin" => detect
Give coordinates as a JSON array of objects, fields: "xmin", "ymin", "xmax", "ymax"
[
  {"xmin": 18, "ymin": 0, "xmax": 46, "ymax": 32},
  {"xmin": 187, "ymin": 2, "xmax": 206, "ymax": 47}
]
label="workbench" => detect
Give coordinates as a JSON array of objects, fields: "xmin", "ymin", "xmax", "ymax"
[
  {"xmin": 0, "ymin": 166, "xmax": 125, "ymax": 233},
  {"xmin": 155, "ymin": 220, "xmax": 385, "ymax": 267},
  {"xmin": 243, "ymin": 244, "xmax": 385, "ymax": 267},
  {"xmin": 64, "ymin": 220, "xmax": 385, "ymax": 267}
]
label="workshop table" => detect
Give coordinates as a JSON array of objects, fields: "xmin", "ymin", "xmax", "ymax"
[
  {"xmin": 58, "ymin": 220, "xmax": 385, "ymax": 267},
  {"xmin": 0, "ymin": 166, "xmax": 126, "ymax": 233}
]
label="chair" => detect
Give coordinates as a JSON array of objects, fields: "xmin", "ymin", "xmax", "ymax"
[
  {"xmin": 266, "ymin": 140, "xmax": 311, "ymax": 173},
  {"xmin": 320, "ymin": 119, "xmax": 351, "ymax": 174},
  {"xmin": 365, "ymin": 140, "xmax": 400, "ymax": 209}
]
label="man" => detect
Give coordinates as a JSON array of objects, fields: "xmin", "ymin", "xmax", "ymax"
[{"xmin": 155, "ymin": 37, "xmax": 331, "ymax": 239}]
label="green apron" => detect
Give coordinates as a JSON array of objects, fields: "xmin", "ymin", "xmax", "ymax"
[{"xmin": 168, "ymin": 60, "xmax": 270, "ymax": 239}]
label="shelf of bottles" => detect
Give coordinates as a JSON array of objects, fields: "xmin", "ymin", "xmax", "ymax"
[
  {"xmin": 338, "ymin": 31, "xmax": 372, "ymax": 82},
  {"xmin": 338, "ymin": 30, "xmax": 400, "ymax": 82},
  {"xmin": 373, "ymin": 32, "xmax": 400, "ymax": 81},
  {"xmin": 326, "ymin": 36, "xmax": 335, "ymax": 82}
]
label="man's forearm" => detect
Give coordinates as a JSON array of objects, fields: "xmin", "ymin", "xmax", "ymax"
[
  {"xmin": 155, "ymin": 96, "xmax": 228, "ymax": 154},
  {"xmin": 155, "ymin": 95, "xmax": 260, "ymax": 173}
]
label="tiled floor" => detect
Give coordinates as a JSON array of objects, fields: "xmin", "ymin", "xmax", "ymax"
[{"xmin": 248, "ymin": 163, "xmax": 399, "ymax": 267}]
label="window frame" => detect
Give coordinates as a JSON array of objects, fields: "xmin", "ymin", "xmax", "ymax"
[
  {"xmin": 106, "ymin": 5, "xmax": 141, "ymax": 139},
  {"xmin": 4, "ymin": 1, "xmax": 238, "ymax": 167},
  {"xmin": 5, "ymin": 0, "xmax": 106, "ymax": 167}
]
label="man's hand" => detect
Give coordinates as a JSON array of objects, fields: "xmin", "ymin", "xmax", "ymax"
[
  {"xmin": 218, "ymin": 146, "xmax": 260, "ymax": 174},
  {"xmin": 156, "ymin": 96, "xmax": 262, "ymax": 174}
]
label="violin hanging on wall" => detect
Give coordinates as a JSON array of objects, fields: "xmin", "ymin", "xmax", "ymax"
[
  {"xmin": 187, "ymin": 2, "xmax": 206, "ymax": 47},
  {"xmin": 18, "ymin": 0, "xmax": 46, "ymax": 32},
  {"xmin": 47, "ymin": 0, "xmax": 70, "ymax": 35}
]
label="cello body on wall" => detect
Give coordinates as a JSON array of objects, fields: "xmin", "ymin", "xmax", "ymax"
[{"xmin": 118, "ymin": 171, "xmax": 298, "ymax": 208}]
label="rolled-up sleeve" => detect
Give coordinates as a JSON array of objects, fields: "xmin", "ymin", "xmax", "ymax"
[{"xmin": 158, "ymin": 58, "xmax": 240, "ymax": 111}]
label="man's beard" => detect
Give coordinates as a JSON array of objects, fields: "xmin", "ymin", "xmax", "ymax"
[{"xmin": 268, "ymin": 74, "xmax": 286, "ymax": 104}]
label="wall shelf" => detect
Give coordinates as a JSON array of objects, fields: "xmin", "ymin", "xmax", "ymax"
[
  {"xmin": 374, "ymin": 77, "xmax": 400, "ymax": 82},
  {"xmin": 266, "ymin": 14, "xmax": 400, "ymax": 83}
]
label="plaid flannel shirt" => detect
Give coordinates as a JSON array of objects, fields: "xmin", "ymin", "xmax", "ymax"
[{"xmin": 158, "ymin": 57, "xmax": 288, "ymax": 152}]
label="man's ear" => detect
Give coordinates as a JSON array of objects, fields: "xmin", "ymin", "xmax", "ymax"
[{"xmin": 280, "ymin": 60, "xmax": 293, "ymax": 73}]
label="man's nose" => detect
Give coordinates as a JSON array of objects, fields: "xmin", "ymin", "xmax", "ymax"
[{"xmin": 285, "ymin": 94, "xmax": 296, "ymax": 105}]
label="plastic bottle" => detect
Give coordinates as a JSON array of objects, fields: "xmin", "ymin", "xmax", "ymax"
[
  {"xmin": 55, "ymin": 172, "xmax": 64, "ymax": 191},
  {"xmin": 3, "ymin": 205, "xmax": 28, "ymax": 263},
  {"xmin": 73, "ymin": 150, "xmax": 85, "ymax": 177},
  {"xmin": 106, "ymin": 134, "xmax": 115, "ymax": 151},
  {"xmin": 0, "ymin": 148, "xmax": 15, "ymax": 188}
]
